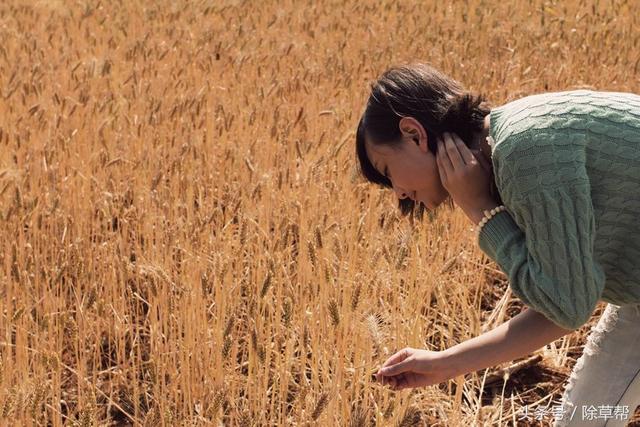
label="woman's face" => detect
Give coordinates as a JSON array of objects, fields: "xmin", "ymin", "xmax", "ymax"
[{"xmin": 364, "ymin": 117, "xmax": 450, "ymax": 211}]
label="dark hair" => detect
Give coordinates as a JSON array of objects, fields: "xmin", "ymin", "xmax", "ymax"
[{"xmin": 355, "ymin": 63, "xmax": 493, "ymax": 218}]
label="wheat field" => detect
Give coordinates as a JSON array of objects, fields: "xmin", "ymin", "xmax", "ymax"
[{"xmin": 1, "ymin": 0, "xmax": 640, "ymax": 425}]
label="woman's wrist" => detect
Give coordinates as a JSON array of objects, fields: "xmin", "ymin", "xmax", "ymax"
[
  {"xmin": 465, "ymin": 202, "xmax": 501, "ymax": 225},
  {"xmin": 438, "ymin": 347, "xmax": 465, "ymax": 378}
]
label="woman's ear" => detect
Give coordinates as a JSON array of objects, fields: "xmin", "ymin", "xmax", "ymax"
[
  {"xmin": 399, "ymin": 117, "xmax": 429, "ymax": 152},
  {"xmin": 399, "ymin": 117, "xmax": 420, "ymax": 137},
  {"xmin": 416, "ymin": 133, "xmax": 429, "ymax": 153}
]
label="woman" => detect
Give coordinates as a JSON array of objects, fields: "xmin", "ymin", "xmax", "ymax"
[{"xmin": 356, "ymin": 63, "xmax": 640, "ymax": 426}]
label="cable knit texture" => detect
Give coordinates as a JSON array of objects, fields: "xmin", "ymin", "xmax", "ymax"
[{"xmin": 478, "ymin": 90, "xmax": 640, "ymax": 330}]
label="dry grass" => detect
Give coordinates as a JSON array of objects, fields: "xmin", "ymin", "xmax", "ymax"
[{"xmin": 0, "ymin": 0, "xmax": 639, "ymax": 425}]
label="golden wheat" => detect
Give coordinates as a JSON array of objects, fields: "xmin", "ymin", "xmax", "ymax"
[{"xmin": 1, "ymin": 0, "xmax": 639, "ymax": 425}]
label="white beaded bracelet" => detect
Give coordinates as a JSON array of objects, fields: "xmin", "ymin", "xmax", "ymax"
[{"xmin": 477, "ymin": 205, "xmax": 507, "ymax": 233}]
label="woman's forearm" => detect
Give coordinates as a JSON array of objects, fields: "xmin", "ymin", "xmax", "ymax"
[{"xmin": 442, "ymin": 307, "xmax": 574, "ymax": 377}]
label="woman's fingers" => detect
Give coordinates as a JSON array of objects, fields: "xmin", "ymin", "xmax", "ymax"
[
  {"xmin": 376, "ymin": 348, "xmax": 414, "ymax": 384},
  {"xmin": 379, "ymin": 347, "xmax": 412, "ymax": 371},
  {"xmin": 376, "ymin": 374, "xmax": 396, "ymax": 387},
  {"xmin": 436, "ymin": 140, "xmax": 449, "ymax": 183},
  {"xmin": 392, "ymin": 373, "xmax": 408, "ymax": 390},
  {"xmin": 449, "ymin": 132, "xmax": 476, "ymax": 164},
  {"xmin": 377, "ymin": 373, "xmax": 404, "ymax": 390},
  {"xmin": 442, "ymin": 132, "xmax": 466, "ymax": 169},
  {"xmin": 385, "ymin": 373, "xmax": 424, "ymax": 391},
  {"xmin": 378, "ymin": 356, "xmax": 414, "ymax": 377},
  {"xmin": 395, "ymin": 373, "xmax": 416, "ymax": 390}
]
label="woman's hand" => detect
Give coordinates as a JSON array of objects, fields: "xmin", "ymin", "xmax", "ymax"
[
  {"xmin": 374, "ymin": 347, "xmax": 458, "ymax": 391},
  {"xmin": 436, "ymin": 132, "xmax": 498, "ymax": 223}
]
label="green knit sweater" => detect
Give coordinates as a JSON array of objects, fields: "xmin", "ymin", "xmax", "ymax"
[{"xmin": 478, "ymin": 90, "xmax": 640, "ymax": 330}]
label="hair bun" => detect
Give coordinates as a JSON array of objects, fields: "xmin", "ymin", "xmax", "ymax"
[
  {"xmin": 441, "ymin": 93, "xmax": 486, "ymax": 125},
  {"xmin": 440, "ymin": 92, "xmax": 488, "ymax": 144}
]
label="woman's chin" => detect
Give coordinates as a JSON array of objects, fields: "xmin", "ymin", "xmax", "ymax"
[{"xmin": 430, "ymin": 197, "xmax": 453, "ymax": 211}]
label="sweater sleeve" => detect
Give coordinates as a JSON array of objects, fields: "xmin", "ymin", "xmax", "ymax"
[{"xmin": 477, "ymin": 138, "xmax": 606, "ymax": 330}]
